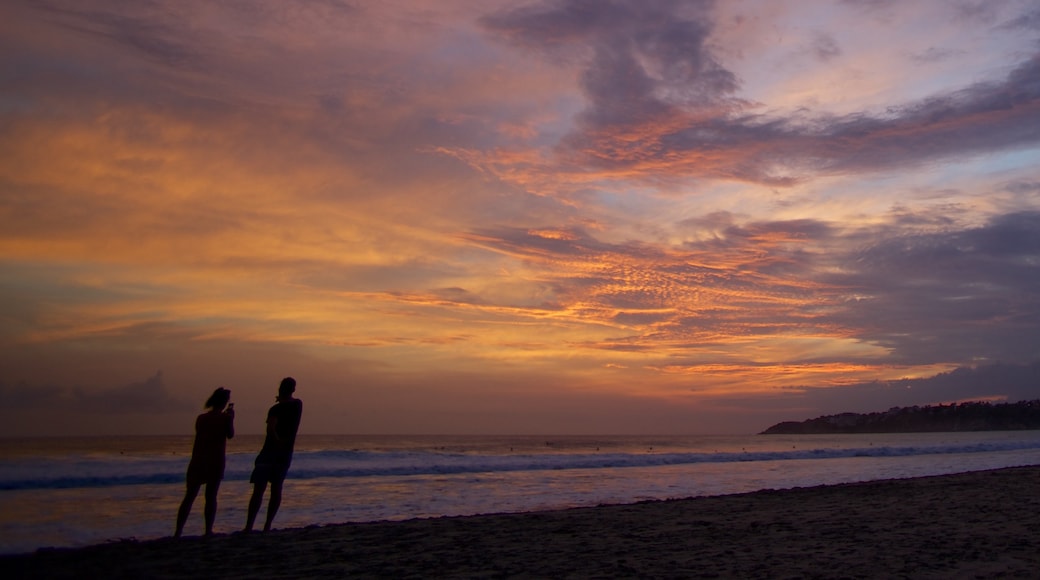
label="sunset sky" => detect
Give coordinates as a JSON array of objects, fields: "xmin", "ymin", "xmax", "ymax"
[{"xmin": 2, "ymin": 0, "xmax": 1040, "ymax": 436}]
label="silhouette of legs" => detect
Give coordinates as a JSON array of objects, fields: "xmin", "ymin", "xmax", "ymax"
[
  {"xmin": 244, "ymin": 478, "xmax": 286, "ymax": 532},
  {"xmin": 175, "ymin": 481, "xmax": 202, "ymax": 538},
  {"xmin": 203, "ymin": 480, "xmax": 221, "ymax": 536},
  {"xmin": 264, "ymin": 480, "xmax": 283, "ymax": 532},
  {"xmin": 245, "ymin": 480, "xmax": 266, "ymax": 532}
]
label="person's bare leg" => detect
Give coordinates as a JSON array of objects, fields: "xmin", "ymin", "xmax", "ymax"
[
  {"xmin": 244, "ymin": 481, "xmax": 267, "ymax": 533},
  {"xmin": 175, "ymin": 482, "xmax": 202, "ymax": 538},
  {"xmin": 263, "ymin": 480, "xmax": 283, "ymax": 532},
  {"xmin": 203, "ymin": 480, "xmax": 221, "ymax": 536}
]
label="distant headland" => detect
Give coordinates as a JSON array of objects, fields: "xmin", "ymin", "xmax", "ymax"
[{"xmin": 761, "ymin": 400, "xmax": 1040, "ymax": 434}]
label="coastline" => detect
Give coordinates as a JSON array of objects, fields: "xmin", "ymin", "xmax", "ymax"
[{"xmin": 4, "ymin": 465, "xmax": 1040, "ymax": 579}]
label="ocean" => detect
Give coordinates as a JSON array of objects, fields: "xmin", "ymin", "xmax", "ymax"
[{"xmin": 2, "ymin": 431, "xmax": 1040, "ymax": 555}]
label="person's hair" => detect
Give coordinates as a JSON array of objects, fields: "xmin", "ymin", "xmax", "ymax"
[
  {"xmin": 278, "ymin": 377, "xmax": 296, "ymax": 399},
  {"xmin": 205, "ymin": 387, "xmax": 231, "ymax": 410}
]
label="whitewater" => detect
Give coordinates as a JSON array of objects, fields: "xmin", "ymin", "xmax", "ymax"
[{"xmin": 2, "ymin": 431, "xmax": 1040, "ymax": 554}]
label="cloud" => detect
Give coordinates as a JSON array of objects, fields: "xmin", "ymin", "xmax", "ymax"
[
  {"xmin": 807, "ymin": 31, "xmax": 841, "ymax": 62},
  {"xmin": 909, "ymin": 47, "xmax": 965, "ymax": 64},
  {"xmin": 483, "ymin": 0, "xmax": 742, "ymax": 162},
  {"xmin": 0, "ymin": 371, "xmax": 193, "ymax": 414},
  {"xmin": 37, "ymin": 2, "xmax": 205, "ymax": 69},
  {"xmin": 482, "ymin": 0, "xmax": 1040, "ymax": 186},
  {"xmin": 457, "ymin": 207, "xmax": 1040, "ymax": 375},
  {"xmin": 819, "ymin": 211, "xmax": 1040, "ymax": 364},
  {"xmin": 654, "ymin": 54, "xmax": 1040, "ymax": 184},
  {"xmin": 764, "ymin": 361, "xmax": 1040, "ymax": 419},
  {"xmin": 1007, "ymin": 180, "xmax": 1040, "ymax": 195},
  {"xmin": 999, "ymin": 8, "xmax": 1040, "ymax": 32},
  {"xmin": 461, "ymin": 218, "xmax": 842, "ymax": 356}
]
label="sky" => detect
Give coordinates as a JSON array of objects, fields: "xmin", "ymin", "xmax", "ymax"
[{"xmin": 2, "ymin": 0, "xmax": 1040, "ymax": 436}]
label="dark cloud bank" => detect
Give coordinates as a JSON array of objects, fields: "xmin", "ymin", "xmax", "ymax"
[
  {"xmin": 0, "ymin": 371, "xmax": 192, "ymax": 414},
  {"xmin": 775, "ymin": 361, "xmax": 1040, "ymax": 418},
  {"xmin": 825, "ymin": 211, "xmax": 1040, "ymax": 365}
]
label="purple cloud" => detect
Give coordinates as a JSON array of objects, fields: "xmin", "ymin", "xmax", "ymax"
[{"xmin": 484, "ymin": 0, "xmax": 1040, "ymax": 185}]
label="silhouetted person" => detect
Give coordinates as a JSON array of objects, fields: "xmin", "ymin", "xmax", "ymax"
[
  {"xmin": 244, "ymin": 377, "xmax": 303, "ymax": 532},
  {"xmin": 175, "ymin": 387, "xmax": 235, "ymax": 537}
]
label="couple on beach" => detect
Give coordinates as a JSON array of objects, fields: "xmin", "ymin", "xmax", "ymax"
[{"xmin": 174, "ymin": 377, "xmax": 303, "ymax": 538}]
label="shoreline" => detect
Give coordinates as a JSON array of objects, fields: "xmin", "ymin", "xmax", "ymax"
[{"xmin": 5, "ymin": 465, "xmax": 1040, "ymax": 578}]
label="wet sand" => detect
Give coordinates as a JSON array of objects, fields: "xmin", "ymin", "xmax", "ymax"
[{"xmin": 4, "ymin": 465, "xmax": 1040, "ymax": 579}]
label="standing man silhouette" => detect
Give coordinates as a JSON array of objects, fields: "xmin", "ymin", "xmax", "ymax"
[{"xmin": 244, "ymin": 377, "xmax": 303, "ymax": 532}]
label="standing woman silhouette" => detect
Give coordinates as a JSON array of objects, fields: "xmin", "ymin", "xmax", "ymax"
[{"xmin": 175, "ymin": 387, "xmax": 235, "ymax": 537}]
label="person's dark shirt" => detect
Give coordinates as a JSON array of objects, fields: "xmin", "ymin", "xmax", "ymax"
[
  {"xmin": 186, "ymin": 410, "xmax": 234, "ymax": 483},
  {"xmin": 256, "ymin": 398, "xmax": 303, "ymax": 465}
]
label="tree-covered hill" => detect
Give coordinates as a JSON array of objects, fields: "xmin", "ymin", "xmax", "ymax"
[{"xmin": 760, "ymin": 400, "xmax": 1040, "ymax": 434}]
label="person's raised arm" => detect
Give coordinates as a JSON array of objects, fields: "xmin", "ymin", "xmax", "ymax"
[{"xmin": 225, "ymin": 404, "xmax": 235, "ymax": 439}]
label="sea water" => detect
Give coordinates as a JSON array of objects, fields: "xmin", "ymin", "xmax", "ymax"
[{"xmin": 2, "ymin": 431, "xmax": 1040, "ymax": 555}]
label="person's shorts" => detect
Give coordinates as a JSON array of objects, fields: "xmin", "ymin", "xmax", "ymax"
[
  {"xmin": 250, "ymin": 461, "xmax": 289, "ymax": 484},
  {"xmin": 186, "ymin": 458, "xmax": 224, "ymax": 487}
]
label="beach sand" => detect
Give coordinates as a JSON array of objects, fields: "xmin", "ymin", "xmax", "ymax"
[{"xmin": 4, "ymin": 465, "xmax": 1039, "ymax": 579}]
